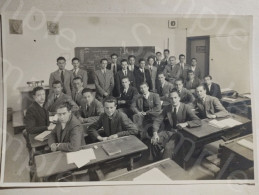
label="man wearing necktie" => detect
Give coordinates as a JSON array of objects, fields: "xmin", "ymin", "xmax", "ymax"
[
  {"xmin": 176, "ymin": 54, "xmax": 190, "ymax": 81},
  {"xmin": 146, "ymin": 56, "xmax": 157, "ymax": 92},
  {"xmin": 163, "ymin": 56, "xmax": 181, "ymax": 84},
  {"xmin": 190, "ymin": 58, "xmax": 202, "ymax": 80},
  {"xmin": 175, "ymin": 78, "xmax": 195, "ymax": 105},
  {"xmin": 157, "ymin": 72, "xmax": 174, "ymax": 101},
  {"xmin": 162, "ymin": 49, "xmax": 170, "ymax": 65},
  {"xmin": 72, "ymin": 77, "xmax": 84, "ymax": 106},
  {"xmin": 71, "ymin": 57, "xmax": 88, "ymax": 88},
  {"xmin": 128, "ymin": 55, "xmax": 137, "ymax": 72},
  {"xmin": 184, "ymin": 70, "xmax": 201, "ymax": 93},
  {"xmin": 203, "ymin": 75, "xmax": 222, "ymax": 99},
  {"xmin": 151, "ymin": 90, "xmax": 201, "ymax": 160}
]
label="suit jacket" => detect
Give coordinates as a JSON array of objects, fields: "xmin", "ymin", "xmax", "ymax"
[
  {"xmin": 161, "ymin": 58, "xmax": 169, "ymax": 66},
  {"xmin": 88, "ymin": 110, "xmax": 139, "ymax": 139},
  {"xmin": 205, "ymin": 82, "xmax": 222, "ymax": 99},
  {"xmin": 44, "ymin": 92, "xmax": 79, "ymax": 113},
  {"xmin": 157, "ymin": 81, "xmax": 174, "ymax": 101},
  {"xmin": 107, "ymin": 63, "xmax": 122, "ymax": 75},
  {"xmin": 190, "ymin": 65, "xmax": 202, "ymax": 79},
  {"xmin": 71, "ymin": 68, "xmax": 88, "ymax": 88},
  {"xmin": 153, "ymin": 103, "xmax": 201, "ymax": 132},
  {"xmin": 134, "ymin": 68, "xmax": 153, "ymax": 92},
  {"xmin": 163, "ymin": 64, "xmax": 181, "ymax": 84},
  {"xmin": 118, "ymin": 86, "xmax": 139, "ymax": 108},
  {"xmin": 179, "ymin": 88, "xmax": 195, "ymax": 104},
  {"xmin": 48, "ymin": 114, "xmax": 85, "ymax": 152},
  {"xmin": 131, "ymin": 92, "xmax": 161, "ymax": 117},
  {"xmin": 155, "ymin": 61, "xmax": 166, "ymax": 74},
  {"xmin": 193, "ymin": 95, "xmax": 230, "ymax": 119},
  {"xmin": 145, "ymin": 65, "xmax": 157, "ymax": 91},
  {"xmin": 176, "ymin": 63, "xmax": 190, "ymax": 81},
  {"xmin": 184, "ymin": 77, "xmax": 201, "ymax": 90},
  {"xmin": 94, "ymin": 69, "xmax": 114, "ymax": 99},
  {"xmin": 115, "ymin": 70, "xmax": 136, "ymax": 95},
  {"xmin": 49, "ymin": 69, "xmax": 73, "ymax": 96},
  {"xmin": 78, "ymin": 99, "xmax": 104, "ymax": 124},
  {"xmin": 128, "ymin": 64, "xmax": 137, "ymax": 72},
  {"xmin": 24, "ymin": 102, "xmax": 49, "ymax": 134},
  {"xmin": 72, "ymin": 88, "xmax": 84, "ymax": 106}
]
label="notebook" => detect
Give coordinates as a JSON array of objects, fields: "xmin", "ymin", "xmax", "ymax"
[{"xmin": 102, "ymin": 142, "xmax": 121, "ymax": 156}]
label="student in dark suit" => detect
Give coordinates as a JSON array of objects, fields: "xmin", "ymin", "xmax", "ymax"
[
  {"xmin": 134, "ymin": 58, "xmax": 153, "ymax": 92},
  {"xmin": 94, "ymin": 58, "xmax": 114, "ymax": 100},
  {"xmin": 176, "ymin": 54, "xmax": 190, "ymax": 81},
  {"xmin": 77, "ymin": 88, "xmax": 104, "ymax": 124},
  {"xmin": 45, "ymin": 81, "xmax": 78, "ymax": 113},
  {"xmin": 151, "ymin": 90, "xmax": 201, "ymax": 160},
  {"xmin": 107, "ymin": 53, "xmax": 121, "ymax": 74},
  {"xmin": 71, "ymin": 57, "xmax": 88, "ymax": 88},
  {"xmin": 175, "ymin": 78, "xmax": 195, "ymax": 105},
  {"xmin": 194, "ymin": 85, "xmax": 229, "ymax": 119},
  {"xmin": 72, "ymin": 77, "xmax": 84, "ymax": 106},
  {"xmin": 117, "ymin": 77, "xmax": 139, "ymax": 118},
  {"xmin": 163, "ymin": 56, "xmax": 181, "ymax": 84},
  {"xmin": 131, "ymin": 82, "xmax": 161, "ymax": 139},
  {"xmin": 155, "ymin": 51, "xmax": 166, "ymax": 73},
  {"xmin": 161, "ymin": 49, "xmax": 170, "ymax": 65},
  {"xmin": 128, "ymin": 55, "xmax": 138, "ymax": 72},
  {"xmin": 88, "ymin": 96, "xmax": 139, "ymax": 142},
  {"xmin": 115, "ymin": 59, "xmax": 135, "ymax": 95},
  {"xmin": 156, "ymin": 72, "xmax": 174, "ymax": 101},
  {"xmin": 204, "ymin": 75, "xmax": 222, "ymax": 99},
  {"xmin": 48, "ymin": 102, "xmax": 86, "ymax": 152},
  {"xmin": 184, "ymin": 70, "xmax": 201, "ymax": 93},
  {"xmin": 49, "ymin": 56, "xmax": 73, "ymax": 96},
  {"xmin": 190, "ymin": 58, "xmax": 202, "ymax": 80},
  {"xmin": 146, "ymin": 56, "xmax": 157, "ymax": 92}
]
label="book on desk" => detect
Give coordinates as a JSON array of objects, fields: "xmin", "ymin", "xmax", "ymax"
[
  {"xmin": 34, "ymin": 130, "xmax": 52, "ymax": 142},
  {"xmin": 102, "ymin": 142, "xmax": 122, "ymax": 156}
]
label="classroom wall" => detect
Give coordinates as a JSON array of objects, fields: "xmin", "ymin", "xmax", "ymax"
[{"xmin": 2, "ymin": 13, "xmax": 251, "ymax": 111}]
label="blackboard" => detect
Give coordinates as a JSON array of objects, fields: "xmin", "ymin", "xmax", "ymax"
[{"xmin": 75, "ymin": 46, "xmax": 155, "ymax": 84}]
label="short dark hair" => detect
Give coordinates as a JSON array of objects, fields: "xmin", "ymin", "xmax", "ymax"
[
  {"xmin": 110, "ymin": 53, "xmax": 118, "ymax": 58},
  {"xmin": 103, "ymin": 96, "xmax": 117, "ymax": 106},
  {"xmin": 82, "ymin": 88, "xmax": 94, "ymax": 95},
  {"xmin": 157, "ymin": 72, "xmax": 166, "ymax": 77},
  {"xmin": 139, "ymin": 82, "xmax": 149, "ymax": 88},
  {"xmin": 156, "ymin": 52, "xmax": 162, "ymax": 55},
  {"xmin": 147, "ymin": 56, "xmax": 155, "ymax": 62},
  {"xmin": 121, "ymin": 76, "xmax": 130, "ymax": 82},
  {"xmin": 164, "ymin": 49, "xmax": 170, "ymax": 53},
  {"xmin": 32, "ymin": 86, "xmax": 44, "ymax": 96},
  {"xmin": 196, "ymin": 85, "xmax": 206, "ymax": 91},
  {"xmin": 175, "ymin": 78, "xmax": 183, "ymax": 84},
  {"xmin": 138, "ymin": 58, "xmax": 145, "ymax": 63},
  {"xmin": 52, "ymin": 80, "xmax": 63, "ymax": 87},
  {"xmin": 73, "ymin": 76, "xmax": 83, "ymax": 82},
  {"xmin": 169, "ymin": 88, "xmax": 180, "ymax": 97},
  {"xmin": 100, "ymin": 58, "xmax": 108, "ymax": 63},
  {"xmin": 128, "ymin": 55, "xmax": 136, "ymax": 60},
  {"xmin": 191, "ymin": 58, "xmax": 197, "ymax": 61},
  {"xmin": 121, "ymin": 59, "xmax": 128, "ymax": 64},
  {"xmin": 187, "ymin": 70, "xmax": 194, "ymax": 75},
  {"xmin": 204, "ymin": 75, "xmax": 212, "ymax": 80},
  {"xmin": 57, "ymin": 56, "xmax": 66, "ymax": 62},
  {"xmin": 169, "ymin": 56, "xmax": 176, "ymax": 60},
  {"xmin": 56, "ymin": 101, "xmax": 72, "ymax": 112},
  {"xmin": 72, "ymin": 57, "xmax": 80, "ymax": 63},
  {"xmin": 179, "ymin": 54, "xmax": 185, "ymax": 59}
]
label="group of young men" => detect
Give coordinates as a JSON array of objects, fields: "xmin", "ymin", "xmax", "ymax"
[{"xmin": 24, "ymin": 49, "xmax": 228, "ymax": 162}]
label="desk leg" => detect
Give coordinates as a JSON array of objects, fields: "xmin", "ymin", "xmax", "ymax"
[{"xmin": 129, "ymin": 157, "xmax": 134, "ymax": 171}]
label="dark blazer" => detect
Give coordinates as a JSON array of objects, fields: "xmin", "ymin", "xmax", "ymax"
[
  {"xmin": 205, "ymin": 82, "xmax": 222, "ymax": 99},
  {"xmin": 184, "ymin": 77, "xmax": 201, "ymax": 90},
  {"xmin": 128, "ymin": 64, "xmax": 137, "ymax": 72},
  {"xmin": 179, "ymin": 88, "xmax": 195, "ymax": 104},
  {"xmin": 49, "ymin": 69, "xmax": 73, "ymax": 96},
  {"xmin": 134, "ymin": 68, "xmax": 153, "ymax": 92},
  {"xmin": 78, "ymin": 99, "xmax": 104, "ymax": 123},
  {"xmin": 44, "ymin": 92, "xmax": 78, "ymax": 113},
  {"xmin": 94, "ymin": 69, "xmax": 114, "ymax": 99},
  {"xmin": 48, "ymin": 114, "xmax": 85, "ymax": 152},
  {"xmin": 118, "ymin": 86, "xmax": 139, "ymax": 108},
  {"xmin": 71, "ymin": 68, "xmax": 88, "ymax": 88},
  {"xmin": 145, "ymin": 65, "xmax": 157, "ymax": 91},
  {"xmin": 131, "ymin": 92, "xmax": 161, "ymax": 117},
  {"xmin": 88, "ymin": 110, "xmax": 139, "ymax": 139},
  {"xmin": 115, "ymin": 70, "xmax": 136, "ymax": 95},
  {"xmin": 157, "ymin": 81, "xmax": 174, "ymax": 101},
  {"xmin": 193, "ymin": 95, "xmax": 230, "ymax": 119},
  {"xmin": 107, "ymin": 63, "xmax": 122, "ymax": 74},
  {"xmin": 190, "ymin": 65, "xmax": 202, "ymax": 79},
  {"xmin": 24, "ymin": 102, "xmax": 50, "ymax": 134},
  {"xmin": 161, "ymin": 58, "xmax": 169, "ymax": 66},
  {"xmin": 163, "ymin": 64, "xmax": 181, "ymax": 84},
  {"xmin": 155, "ymin": 61, "xmax": 166, "ymax": 74},
  {"xmin": 176, "ymin": 63, "xmax": 190, "ymax": 81},
  {"xmin": 71, "ymin": 88, "xmax": 84, "ymax": 106},
  {"xmin": 153, "ymin": 103, "xmax": 201, "ymax": 132}
]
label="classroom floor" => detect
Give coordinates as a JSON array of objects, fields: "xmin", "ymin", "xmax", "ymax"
[{"xmin": 3, "ymin": 121, "xmax": 243, "ymax": 182}]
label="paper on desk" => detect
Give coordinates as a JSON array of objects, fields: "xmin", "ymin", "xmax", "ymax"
[
  {"xmin": 133, "ymin": 168, "xmax": 172, "ymax": 181},
  {"xmin": 34, "ymin": 131, "xmax": 51, "ymax": 142},
  {"xmin": 237, "ymin": 139, "xmax": 253, "ymax": 151},
  {"xmin": 221, "ymin": 88, "xmax": 233, "ymax": 92},
  {"xmin": 66, "ymin": 148, "xmax": 96, "ymax": 168},
  {"xmin": 209, "ymin": 118, "xmax": 242, "ymax": 128},
  {"xmin": 222, "ymin": 97, "xmax": 236, "ymax": 102}
]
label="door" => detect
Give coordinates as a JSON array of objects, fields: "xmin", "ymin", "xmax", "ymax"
[{"xmin": 186, "ymin": 36, "xmax": 210, "ymax": 78}]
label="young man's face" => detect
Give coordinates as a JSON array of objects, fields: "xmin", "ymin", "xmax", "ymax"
[
  {"xmin": 192, "ymin": 59, "xmax": 197, "ymax": 66},
  {"xmin": 158, "ymin": 74, "xmax": 165, "ymax": 84},
  {"xmin": 56, "ymin": 107, "xmax": 71, "ymax": 123},
  {"xmin": 169, "ymin": 57, "xmax": 176, "ymax": 65},
  {"xmin": 73, "ymin": 79, "xmax": 83, "ymax": 91},
  {"xmin": 169, "ymin": 92, "xmax": 181, "ymax": 107},
  {"xmin": 57, "ymin": 59, "xmax": 66, "ymax": 70},
  {"xmin": 140, "ymin": 84, "xmax": 149, "ymax": 95},
  {"xmin": 196, "ymin": 86, "xmax": 206, "ymax": 99},
  {"xmin": 100, "ymin": 60, "xmax": 108, "ymax": 69},
  {"xmin": 175, "ymin": 81, "xmax": 183, "ymax": 91},
  {"xmin": 129, "ymin": 57, "xmax": 135, "ymax": 65},
  {"xmin": 188, "ymin": 72, "xmax": 195, "ymax": 80},
  {"xmin": 53, "ymin": 83, "xmax": 63, "ymax": 95},
  {"xmin": 164, "ymin": 51, "xmax": 169, "ymax": 58},
  {"xmin": 72, "ymin": 60, "xmax": 80, "ymax": 69},
  {"xmin": 121, "ymin": 78, "xmax": 130, "ymax": 89},
  {"xmin": 148, "ymin": 58, "xmax": 154, "ymax": 65},
  {"xmin": 139, "ymin": 61, "xmax": 145, "ymax": 69},
  {"xmin": 204, "ymin": 77, "xmax": 212, "ymax": 85},
  {"xmin": 121, "ymin": 61, "xmax": 128, "ymax": 70},
  {"xmin": 104, "ymin": 102, "xmax": 116, "ymax": 117},
  {"xmin": 111, "ymin": 55, "xmax": 118, "ymax": 63},
  {"xmin": 156, "ymin": 53, "xmax": 162, "ymax": 61},
  {"xmin": 83, "ymin": 92, "xmax": 94, "ymax": 105},
  {"xmin": 33, "ymin": 90, "xmax": 45, "ymax": 105},
  {"xmin": 179, "ymin": 56, "xmax": 185, "ymax": 63}
]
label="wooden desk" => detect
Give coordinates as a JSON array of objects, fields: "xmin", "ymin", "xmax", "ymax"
[
  {"xmin": 34, "ymin": 135, "xmax": 147, "ymax": 181},
  {"xmin": 221, "ymin": 89, "xmax": 236, "ymax": 97},
  {"xmin": 218, "ymin": 134, "xmax": 253, "ymax": 179},
  {"xmin": 106, "ymin": 158, "xmax": 193, "ymax": 181},
  {"xmin": 179, "ymin": 114, "xmax": 251, "ymax": 169}
]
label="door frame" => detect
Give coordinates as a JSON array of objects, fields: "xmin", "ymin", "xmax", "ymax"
[{"xmin": 186, "ymin": 36, "xmax": 210, "ymax": 76}]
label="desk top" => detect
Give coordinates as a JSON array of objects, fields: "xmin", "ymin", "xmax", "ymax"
[
  {"xmin": 106, "ymin": 158, "xmax": 193, "ymax": 181},
  {"xmin": 221, "ymin": 134, "xmax": 253, "ymax": 161},
  {"xmin": 182, "ymin": 114, "xmax": 251, "ymax": 140},
  {"xmin": 221, "ymin": 96, "xmax": 251, "ymax": 105},
  {"xmin": 221, "ymin": 89, "xmax": 236, "ymax": 96},
  {"xmin": 35, "ymin": 135, "xmax": 147, "ymax": 178}
]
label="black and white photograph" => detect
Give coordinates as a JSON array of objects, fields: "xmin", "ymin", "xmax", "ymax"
[{"xmin": 0, "ymin": 0, "xmax": 258, "ymax": 194}]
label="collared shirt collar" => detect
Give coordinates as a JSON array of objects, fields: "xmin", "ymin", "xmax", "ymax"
[
  {"xmin": 76, "ymin": 87, "xmax": 83, "ymax": 94},
  {"xmin": 161, "ymin": 81, "xmax": 166, "ymax": 88},
  {"xmin": 102, "ymin": 68, "xmax": 106, "ymax": 73},
  {"xmin": 59, "ymin": 69, "xmax": 64, "ymax": 74},
  {"xmin": 123, "ymin": 86, "xmax": 129, "ymax": 93},
  {"xmin": 143, "ymin": 92, "xmax": 150, "ymax": 99},
  {"xmin": 172, "ymin": 103, "xmax": 181, "ymax": 113}
]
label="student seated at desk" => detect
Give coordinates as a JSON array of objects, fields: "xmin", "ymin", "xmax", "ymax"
[
  {"xmin": 88, "ymin": 96, "xmax": 139, "ymax": 142},
  {"xmin": 156, "ymin": 72, "xmax": 174, "ymax": 101},
  {"xmin": 48, "ymin": 102, "xmax": 86, "ymax": 152},
  {"xmin": 44, "ymin": 80, "xmax": 78, "ymax": 114},
  {"xmin": 193, "ymin": 85, "xmax": 229, "ymax": 119},
  {"xmin": 184, "ymin": 70, "xmax": 201, "ymax": 93},
  {"xmin": 72, "ymin": 76, "xmax": 84, "ymax": 106},
  {"xmin": 204, "ymin": 75, "xmax": 222, "ymax": 100},
  {"xmin": 174, "ymin": 78, "xmax": 195, "ymax": 105},
  {"xmin": 151, "ymin": 90, "xmax": 201, "ymax": 160},
  {"xmin": 77, "ymin": 88, "xmax": 104, "ymax": 124}
]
